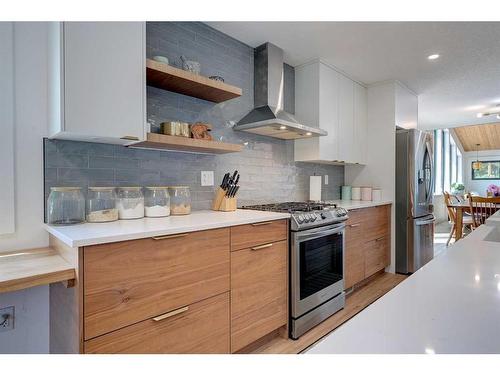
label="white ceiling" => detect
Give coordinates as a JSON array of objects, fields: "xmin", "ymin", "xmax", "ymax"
[{"xmin": 208, "ymin": 22, "xmax": 500, "ymax": 130}]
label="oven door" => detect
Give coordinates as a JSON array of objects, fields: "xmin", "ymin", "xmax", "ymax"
[{"xmin": 291, "ymin": 223, "xmax": 345, "ymax": 318}]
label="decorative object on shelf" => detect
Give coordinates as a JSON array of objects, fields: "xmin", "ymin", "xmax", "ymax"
[
  {"xmin": 351, "ymin": 187, "xmax": 361, "ymax": 201},
  {"xmin": 209, "ymin": 75, "xmax": 224, "ymax": 83},
  {"xmin": 160, "ymin": 121, "xmax": 190, "ymax": 137},
  {"xmin": 361, "ymin": 187, "xmax": 372, "ymax": 201},
  {"xmin": 47, "ymin": 187, "xmax": 86, "ymax": 225},
  {"xmin": 372, "ymin": 188, "xmax": 382, "ymax": 202},
  {"xmin": 341, "ymin": 186, "xmax": 352, "ymax": 200},
  {"xmin": 191, "ymin": 122, "xmax": 213, "ymax": 140},
  {"xmin": 472, "ymin": 143, "xmax": 482, "ymax": 170},
  {"xmin": 152, "ymin": 55, "xmax": 169, "ymax": 65},
  {"xmin": 168, "ymin": 186, "xmax": 191, "ymax": 215},
  {"xmin": 180, "ymin": 55, "xmax": 201, "ymax": 75},
  {"xmin": 212, "ymin": 171, "xmax": 239, "ymax": 212}
]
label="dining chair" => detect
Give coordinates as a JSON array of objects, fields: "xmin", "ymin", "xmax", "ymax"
[
  {"xmin": 468, "ymin": 195, "xmax": 500, "ymax": 228},
  {"xmin": 444, "ymin": 191, "xmax": 473, "ymax": 246}
]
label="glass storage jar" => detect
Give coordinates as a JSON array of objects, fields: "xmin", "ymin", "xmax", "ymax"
[
  {"xmin": 144, "ymin": 187, "xmax": 170, "ymax": 217},
  {"xmin": 116, "ymin": 187, "xmax": 144, "ymax": 219},
  {"xmin": 168, "ymin": 186, "xmax": 191, "ymax": 215},
  {"xmin": 47, "ymin": 187, "xmax": 85, "ymax": 225},
  {"xmin": 86, "ymin": 187, "xmax": 118, "ymax": 223}
]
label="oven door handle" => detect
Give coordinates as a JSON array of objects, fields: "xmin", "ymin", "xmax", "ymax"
[{"xmin": 294, "ymin": 225, "xmax": 344, "ymax": 242}]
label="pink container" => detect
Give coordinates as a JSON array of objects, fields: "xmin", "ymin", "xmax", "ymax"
[{"xmin": 361, "ymin": 187, "xmax": 372, "ymax": 201}]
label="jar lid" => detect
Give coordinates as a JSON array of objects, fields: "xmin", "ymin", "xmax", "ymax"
[
  {"xmin": 50, "ymin": 187, "xmax": 82, "ymax": 192},
  {"xmin": 116, "ymin": 186, "xmax": 142, "ymax": 190},
  {"xmin": 145, "ymin": 186, "xmax": 169, "ymax": 190},
  {"xmin": 89, "ymin": 187, "xmax": 115, "ymax": 191}
]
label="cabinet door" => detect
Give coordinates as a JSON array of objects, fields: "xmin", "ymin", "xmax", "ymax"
[
  {"xmin": 231, "ymin": 240, "xmax": 287, "ymax": 352},
  {"xmin": 344, "ymin": 219, "xmax": 366, "ymax": 289},
  {"xmin": 353, "ymin": 82, "xmax": 367, "ymax": 164},
  {"xmin": 84, "ymin": 293, "xmax": 230, "ymax": 354},
  {"xmin": 318, "ymin": 63, "xmax": 339, "ymax": 161},
  {"xmin": 365, "ymin": 235, "xmax": 390, "ymax": 278},
  {"xmin": 63, "ymin": 22, "xmax": 145, "ymax": 141},
  {"xmin": 338, "ymin": 74, "xmax": 354, "ymax": 163}
]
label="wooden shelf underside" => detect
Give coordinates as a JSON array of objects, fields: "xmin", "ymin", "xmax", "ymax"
[
  {"xmin": 0, "ymin": 247, "xmax": 76, "ymax": 294},
  {"xmin": 132, "ymin": 133, "xmax": 243, "ymax": 154},
  {"xmin": 146, "ymin": 59, "xmax": 242, "ymax": 103}
]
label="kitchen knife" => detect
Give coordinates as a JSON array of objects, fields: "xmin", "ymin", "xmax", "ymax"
[
  {"xmin": 233, "ymin": 174, "xmax": 240, "ymax": 187},
  {"xmin": 231, "ymin": 170, "xmax": 238, "ymax": 184},
  {"xmin": 220, "ymin": 173, "xmax": 230, "ymax": 189},
  {"xmin": 231, "ymin": 186, "xmax": 240, "ymax": 197}
]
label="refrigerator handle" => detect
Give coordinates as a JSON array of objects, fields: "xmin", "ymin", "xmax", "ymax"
[{"xmin": 416, "ymin": 216, "xmax": 436, "ymax": 226}]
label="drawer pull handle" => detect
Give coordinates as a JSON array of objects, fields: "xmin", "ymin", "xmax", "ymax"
[
  {"xmin": 251, "ymin": 221, "xmax": 273, "ymax": 226},
  {"xmin": 152, "ymin": 306, "xmax": 189, "ymax": 322},
  {"xmin": 349, "ymin": 223, "xmax": 361, "ymax": 228},
  {"xmin": 152, "ymin": 233, "xmax": 188, "ymax": 241},
  {"xmin": 251, "ymin": 243, "xmax": 273, "ymax": 251},
  {"xmin": 120, "ymin": 135, "xmax": 140, "ymax": 141},
  {"xmin": 376, "ymin": 237, "xmax": 385, "ymax": 242}
]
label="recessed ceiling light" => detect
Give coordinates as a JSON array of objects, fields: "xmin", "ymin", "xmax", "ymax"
[
  {"xmin": 305, "ymin": 132, "xmax": 312, "ymax": 136},
  {"xmin": 428, "ymin": 54, "xmax": 440, "ymax": 60},
  {"xmin": 477, "ymin": 113, "xmax": 484, "ymax": 118},
  {"xmin": 279, "ymin": 125, "xmax": 287, "ymax": 130}
]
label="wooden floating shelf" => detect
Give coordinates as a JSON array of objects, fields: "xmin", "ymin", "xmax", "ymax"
[
  {"xmin": 0, "ymin": 247, "xmax": 76, "ymax": 294},
  {"xmin": 132, "ymin": 133, "xmax": 244, "ymax": 154},
  {"xmin": 146, "ymin": 59, "xmax": 242, "ymax": 103}
]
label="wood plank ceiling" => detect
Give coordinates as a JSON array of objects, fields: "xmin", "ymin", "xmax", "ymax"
[{"xmin": 453, "ymin": 122, "xmax": 500, "ymax": 151}]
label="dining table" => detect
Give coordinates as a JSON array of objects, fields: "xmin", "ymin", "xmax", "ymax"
[{"xmin": 446, "ymin": 200, "xmax": 471, "ymax": 241}]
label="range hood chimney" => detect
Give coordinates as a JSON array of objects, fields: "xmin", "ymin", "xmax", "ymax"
[{"xmin": 234, "ymin": 43, "xmax": 327, "ymax": 140}]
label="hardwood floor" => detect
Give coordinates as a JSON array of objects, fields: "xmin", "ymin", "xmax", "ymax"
[{"xmin": 243, "ymin": 271, "xmax": 407, "ymax": 354}]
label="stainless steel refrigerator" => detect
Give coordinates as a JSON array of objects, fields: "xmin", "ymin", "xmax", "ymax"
[{"xmin": 396, "ymin": 128, "xmax": 435, "ymax": 274}]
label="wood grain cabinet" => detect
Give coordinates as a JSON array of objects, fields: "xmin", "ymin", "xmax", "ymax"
[
  {"xmin": 230, "ymin": 240, "xmax": 288, "ymax": 352},
  {"xmin": 50, "ymin": 220, "xmax": 288, "ymax": 354},
  {"xmin": 344, "ymin": 205, "xmax": 391, "ymax": 289}
]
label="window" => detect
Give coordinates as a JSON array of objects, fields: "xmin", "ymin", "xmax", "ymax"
[
  {"xmin": 433, "ymin": 129, "xmax": 463, "ymax": 194},
  {"xmin": 472, "ymin": 161, "xmax": 500, "ymax": 180}
]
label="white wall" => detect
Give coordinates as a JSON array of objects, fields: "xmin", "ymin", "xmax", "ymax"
[
  {"xmin": 463, "ymin": 150, "xmax": 500, "ymax": 196},
  {"xmin": 0, "ymin": 22, "xmax": 50, "ymax": 354},
  {"xmin": 345, "ymin": 81, "xmax": 397, "ymax": 272},
  {"xmin": 395, "ymin": 81, "xmax": 418, "ymax": 129}
]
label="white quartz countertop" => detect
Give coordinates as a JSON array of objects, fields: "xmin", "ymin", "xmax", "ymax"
[
  {"xmin": 325, "ymin": 199, "xmax": 393, "ymax": 210},
  {"xmin": 307, "ymin": 222, "xmax": 500, "ymax": 354},
  {"xmin": 44, "ymin": 209, "xmax": 290, "ymax": 248}
]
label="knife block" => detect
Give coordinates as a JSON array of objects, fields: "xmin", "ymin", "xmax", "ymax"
[{"xmin": 211, "ymin": 187, "xmax": 237, "ymax": 212}]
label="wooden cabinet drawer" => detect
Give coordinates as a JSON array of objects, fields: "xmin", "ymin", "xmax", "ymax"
[
  {"xmin": 230, "ymin": 240, "xmax": 287, "ymax": 352},
  {"xmin": 83, "ymin": 228, "xmax": 230, "ymax": 340},
  {"xmin": 344, "ymin": 221, "xmax": 366, "ymax": 289},
  {"xmin": 365, "ymin": 205, "xmax": 390, "ymax": 241},
  {"xmin": 84, "ymin": 292, "xmax": 230, "ymax": 354},
  {"xmin": 365, "ymin": 235, "xmax": 390, "ymax": 278},
  {"xmin": 230, "ymin": 219, "xmax": 287, "ymax": 251}
]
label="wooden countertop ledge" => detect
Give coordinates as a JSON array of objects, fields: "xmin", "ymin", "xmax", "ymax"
[{"xmin": 0, "ymin": 247, "xmax": 76, "ymax": 294}]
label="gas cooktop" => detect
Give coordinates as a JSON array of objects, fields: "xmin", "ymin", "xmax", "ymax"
[{"xmin": 242, "ymin": 201, "xmax": 348, "ymax": 231}]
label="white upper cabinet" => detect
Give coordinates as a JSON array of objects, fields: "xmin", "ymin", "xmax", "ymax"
[
  {"xmin": 294, "ymin": 60, "xmax": 367, "ymax": 165},
  {"xmin": 48, "ymin": 22, "xmax": 146, "ymax": 145}
]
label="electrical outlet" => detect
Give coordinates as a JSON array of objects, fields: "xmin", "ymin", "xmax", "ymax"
[
  {"xmin": 201, "ymin": 171, "xmax": 214, "ymax": 187},
  {"xmin": 0, "ymin": 306, "xmax": 14, "ymax": 333},
  {"xmin": 324, "ymin": 175, "xmax": 329, "ymax": 185}
]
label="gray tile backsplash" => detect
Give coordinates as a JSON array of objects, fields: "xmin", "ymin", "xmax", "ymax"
[{"xmin": 43, "ymin": 22, "xmax": 344, "ymax": 213}]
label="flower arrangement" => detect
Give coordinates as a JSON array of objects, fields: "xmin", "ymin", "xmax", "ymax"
[
  {"xmin": 487, "ymin": 184, "xmax": 500, "ymax": 197},
  {"xmin": 451, "ymin": 183, "xmax": 465, "ymax": 194}
]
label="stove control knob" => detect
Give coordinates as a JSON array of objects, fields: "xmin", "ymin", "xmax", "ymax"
[
  {"xmin": 297, "ymin": 215, "xmax": 305, "ymax": 224},
  {"xmin": 311, "ymin": 214, "xmax": 317, "ymax": 222},
  {"xmin": 304, "ymin": 214, "xmax": 311, "ymax": 223},
  {"xmin": 320, "ymin": 212, "xmax": 327, "ymax": 219}
]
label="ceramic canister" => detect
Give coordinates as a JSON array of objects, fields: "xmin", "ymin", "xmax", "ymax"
[
  {"xmin": 361, "ymin": 187, "xmax": 372, "ymax": 201},
  {"xmin": 351, "ymin": 187, "xmax": 361, "ymax": 200},
  {"xmin": 341, "ymin": 186, "xmax": 352, "ymax": 200},
  {"xmin": 372, "ymin": 189, "xmax": 382, "ymax": 202}
]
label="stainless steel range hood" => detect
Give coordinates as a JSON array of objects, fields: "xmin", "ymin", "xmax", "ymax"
[{"xmin": 235, "ymin": 43, "xmax": 327, "ymax": 140}]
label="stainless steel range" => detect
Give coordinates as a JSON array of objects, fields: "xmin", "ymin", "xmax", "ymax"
[{"xmin": 242, "ymin": 202, "xmax": 348, "ymax": 339}]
